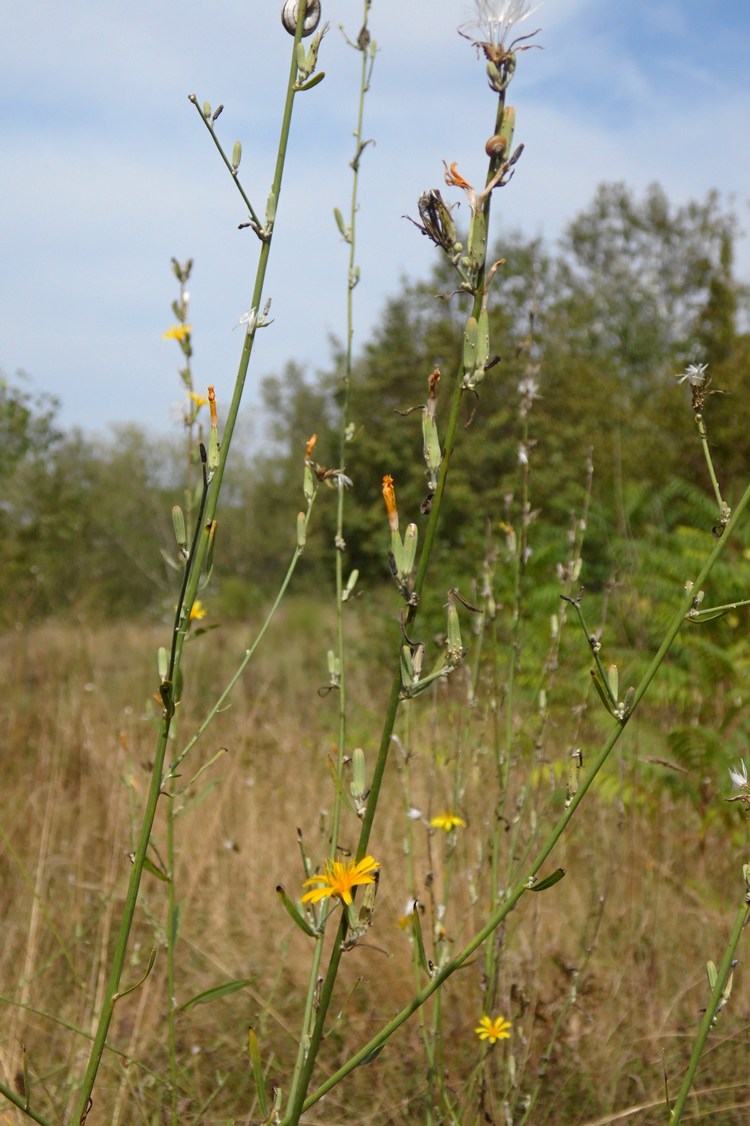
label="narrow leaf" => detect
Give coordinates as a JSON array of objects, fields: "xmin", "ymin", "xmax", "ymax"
[
  {"xmin": 529, "ymin": 868, "xmax": 566, "ymax": 892},
  {"xmin": 276, "ymin": 885, "xmax": 316, "ymax": 937},
  {"xmin": 179, "ymin": 978, "xmax": 251, "ymax": 1012},
  {"xmin": 142, "ymin": 856, "xmax": 169, "ymax": 882},
  {"xmin": 247, "ymin": 1026, "xmax": 268, "ymax": 1118}
]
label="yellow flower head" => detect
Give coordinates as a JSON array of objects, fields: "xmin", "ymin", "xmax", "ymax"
[
  {"xmin": 475, "ymin": 1015, "xmax": 512, "ymax": 1044},
  {"xmin": 189, "ymin": 600, "xmax": 207, "ymax": 622},
  {"xmin": 302, "ymin": 855, "xmax": 380, "ymax": 907},
  {"xmin": 188, "ymin": 391, "xmax": 209, "ymax": 408},
  {"xmin": 430, "ymin": 812, "xmax": 466, "ymax": 831},
  {"xmin": 162, "ymin": 323, "xmax": 192, "ymax": 342}
]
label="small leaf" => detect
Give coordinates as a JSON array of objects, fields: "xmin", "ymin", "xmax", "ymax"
[
  {"xmin": 143, "ymin": 856, "xmax": 169, "ymax": 882},
  {"xmin": 410, "ymin": 902, "xmax": 431, "ymax": 977},
  {"xmin": 276, "ymin": 885, "xmax": 316, "ymax": 937},
  {"xmin": 529, "ymin": 867, "xmax": 566, "ymax": 892},
  {"xmin": 179, "ymin": 978, "xmax": 251, "ymax": 1012},
  {"xmin": 169, "ymin": 903, "xmax": 181, "ymax": 947},
  {"xmin": 247, "ymin": 1026, "xmax": 268, "ymax": 1118},
  {"xmin": 333, "ymin": 208, "xmax": 348, "ymax": 240},
  {"xmin": 356, "ymin": 1043, "xmax": 385, "ymax": 1067},
  {"xmin": 298, "ymin": 71, "xmax": 326, "ymax": 91}
]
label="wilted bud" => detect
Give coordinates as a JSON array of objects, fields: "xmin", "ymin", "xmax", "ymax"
[
  {"xmin": 410, "ymin": 189, "xmax": 459, "ymax": 256},
  {"xmin": 382, "ymin": 475, "xmax": 399, "ymax": 533}
]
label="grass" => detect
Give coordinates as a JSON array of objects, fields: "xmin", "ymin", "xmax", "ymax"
[{"xmin": 1, "ymin": 606, "xmax": 749, "ymax": 1124}]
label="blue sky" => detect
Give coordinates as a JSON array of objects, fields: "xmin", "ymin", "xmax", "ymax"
[{"xmin": 3, "ymin": 1, "xmax": 749, "ymax": 436}]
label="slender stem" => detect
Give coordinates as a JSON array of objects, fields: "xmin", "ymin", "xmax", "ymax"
[
  {"xmin": 189, "ymin": 104, "xmax": 262, "ymax": 230},
  {"xmin": 71, "ymin": 21, "xmax": 309, "ymax": 1122},
  {"xmin": 72, "ymin": 718, "xmax": 172, "ymax": 1122},
  {"xmin": 330, "ymin": 2, "xmax": 374, "ymax": 854},
  {"xmin": 695, "ymin": 411, "xmax": 726, "ymax": 516},
  {"xmin": 163, "ymin": 494, "xmax": 316, "ymax": 782},
  {"xmin": 285, "ymin": 11, "xmax": 376, "ymax": 1117},
  {"xmin": 293, "ymin": 476, "xmax": 750, "ymax": 1116},
  {"xmin": 669, "ymin": 899, "xmax": 750, "ymax": 1123},
  {"xmin": 166, "ymin": 793, "xmax": 178, "ymax": 1126},
  {"xmin": 0, "ymin": 1083, "xmax": 54, "ymax": 1126},
  {"xmin": 282, "ymin": 85, "xmax": 510, "ymax": 1126}
]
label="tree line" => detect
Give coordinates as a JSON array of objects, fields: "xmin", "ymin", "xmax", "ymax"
[{"xmin": 3, "ymin": 181, "xmax": 749, "ymax": 626}]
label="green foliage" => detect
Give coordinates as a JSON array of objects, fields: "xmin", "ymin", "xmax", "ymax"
[
  {"xmin": 3, "ymin": 182, "xmax": 748, "ymax": 639},
  {"xmin": 1, "ymin": 416, "xmax": 180, "ymax": 622}
]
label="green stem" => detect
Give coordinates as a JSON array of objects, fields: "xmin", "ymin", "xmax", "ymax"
[
  {"xmin": 286, "ymin": 11, "xmax": 375, "ymax": 1117},
  {"xmin": 695, "ymin": 411, "xmax": 726, "ymax": 518},
  {"xmin": 71, "ymin": 21, "xmax": 309, "ymax": 1122},
  {"xmin": 189, "ymin": 105, "xmax": 262, "ymax": 231},
  {"xmin": 72, "ymin": 718, "xmax": 172, "ymax": 1123},
  {"xmin": 329, "ymin": 1, "xmax": 374, "ymax": 856},
  {"xmin": 282, "ymin": 85, "xmax": 510, "ymax": 1126},
  {"xmin": 163, "ymin": 494, "xmax": 316, "ymax": 782},
  {"xmin": 0, "ymin": 1082, "xmax": 54, "ymax": 1126},
  {"xmin": 166, "ymin": 793, "xmax": 178, "ymax": 1126},
  {"xmin": 293, "ymin": 476, "xmax": 750, "ymax": 1117},
  {"xmin": 669, "ymin": 900, "xmax": 750, "ymax": 1122}
]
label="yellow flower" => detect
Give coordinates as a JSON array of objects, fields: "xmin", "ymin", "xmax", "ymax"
[
  {"xmin": 302, "ymin": 855, "xmax": 380, "ymax": 906},
  {"xmin": 430, "ymin": 812, "xmax": 466, "ymax": 831},
  {"xmin": 162, "ymin": 323, "xmax": 192, "ymax": 341},
  {"xmin": 189, "ymin": 600, "xmax": 207, "ymax": 621},
  {"xmin": 475, "ymin": 1015, "xmax": 512, "ymax": 1044},
  {"xmin": 188, "ymin": 391, "xmax": 209, "ymax": 408}
]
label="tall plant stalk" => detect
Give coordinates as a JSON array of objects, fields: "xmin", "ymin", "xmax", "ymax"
[{"xmin": 71, "ymin": 10, "xmax": 316, "ymax": 1120}]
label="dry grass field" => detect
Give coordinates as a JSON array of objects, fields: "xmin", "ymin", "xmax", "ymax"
[{"xmin": 1, "ymin": 606, "xmax": 749, "ymax": 1124}]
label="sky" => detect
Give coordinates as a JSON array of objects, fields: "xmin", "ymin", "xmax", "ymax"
[{"xmin": 3, "ymin": 0, "xmax": 750, "ymax": 438}]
